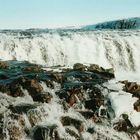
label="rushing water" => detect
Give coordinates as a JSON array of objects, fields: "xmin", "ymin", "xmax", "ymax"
[
  {"xmin": 0, "ymin": 30, "xmax": 140, "ymax": 72},
  {"xmin": 0, "ymin": 29, "xmax": 140, "ymax": 140}
]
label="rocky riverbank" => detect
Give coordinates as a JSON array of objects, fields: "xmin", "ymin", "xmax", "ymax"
[{"xmin": 0, "ymin": 61, "xmax": 139, "ymax": 140}]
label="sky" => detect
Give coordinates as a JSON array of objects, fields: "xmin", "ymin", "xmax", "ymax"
[{"xmin": 0, "ymin": 0, "xmax": 140, "ymax": 29}]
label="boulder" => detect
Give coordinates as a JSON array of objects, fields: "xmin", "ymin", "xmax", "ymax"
[
  {"xmin": 88, "ymin": 64, "xmax": 115, "ymax": 79},
  {"xmin": 114, "ymin": 120, "xmax": 128, "ymax": 132},
  {"xmin": 114, "ymin": 114, "xmax": 133, "ymax": 132},
  {"xmin": 68, "ymin": 94, "xmax": 77, "ymax": 106},
  {"xmin": 87, "ymin": 64, "xmax": 104, "ymax": 72},
  {"xmin": 61, "ymin": 116, "xmax": 84, "ymax": 131},
  {"xmin": 9, "ymin": 103, "xmax": 38, "ymax": 114},
  {"xmin": 85, "ymin": 99, "xmax": 104, "ymax": 112},
  {"xmin": 78, "ymin": 110, "xmax": 94, "ymax": 119},
  {"xmin": 73, "ymin": 63, "xmax": 87, "ymax": 71},
  {"xmin": 33, "ymin": 93, "xmax": 52, "ymax": 103},
  {"xmin": 0, "ymin": 83, "xmax": 24, "ymax": 97},
  {"xmin": 122, "ymin": 114, "xmax": 133, "ymax": 128},
  {"xmin": 33, "ymin": 125, "xmax": 60, "ymax": 140},
  {"xmin": 122, "ymin": 81, "xmax": 140, "ymax": 98},
  {"xmin": 134, "ymin": 100, "xmax": 140, "ymax": 112},
  {"xmin": 8, "ymin": 125, "xmax": 24, "ymax": 140},
  {"xmin": 22, "ymin": 79, "xmax": 43, "ymax": 97}
]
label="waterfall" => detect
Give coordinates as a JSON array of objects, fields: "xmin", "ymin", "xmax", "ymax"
[{"xmin": 0, "ymin": 30, "xmax": 140, "ymax": 72}]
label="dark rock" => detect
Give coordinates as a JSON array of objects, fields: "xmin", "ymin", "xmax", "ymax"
[
  {"xmin": 122, "ymin": 81, "xmax": 140, "ymax": 98},
  {"xmin": 9, "ymin": 84, "xmax": 24, "ymax": 97},
  {"xmin": 78, "ymin": 110, "xmax": 94, "ymax": 119},
  {"xmin": 114, "ymin": 120, "xmax": 128, "ymax": 132},
  {"xmin": 0, "ymin": 83, "xmax": 24, "ymax": 97},
  {"xmin": 122, "ymin": 114, "xmax": 133, "ymax": 128},
  {"xmin": 87, "ymin": 64, "xmax": 115, "ymax": 79},
  {"xmin": 85, "ymin": 99, "xmax": 104, "ymax": 112},
  {"xmin": 46, "ymin": 80, "xmax": 54, "ymax": 88},
  {"xmin": 88, "ymin": 87, "xmax": 103, "ymax": 99},
  {"xmin": 134, "ymin": 100, "xmax": 140, "ymax": 112},
  {"xmin": 61, "ymin": 116, "xmax": 83, "ymax": 131},
  {"xmin": 68, "ymin": 94, "xmax": 77, "ymax": 106},
  {"xmin": 22, "ymin": 79, "xmax": 43, "ymax": 97},
  {"xmin": 87, "ymin": 64, "xmax": 104, "ymax": 72},
  {"xmin": 33, "ymin": 93, "xmax": 52, "ymax": 103},
  {"xmin": 87, "ymin": 127, "xmax": 95, "ymax": 134},
  {"xmin": 9, "ymin": 103, "xmax": 38, "ymax": 114},
  {"xmin": 33, "ymin": 125, "xmax": 60, "ymax": 140},
  {"xmin": 23, "ymin": 65, "xmax": 43, "ymax": 73},
  {"xmin": 73, "ymin": 63, "xmax": 87, "ymax": 71},
  {"xmin": 114, "ymin": 114, "xmax": 133, "ymax": 132}
]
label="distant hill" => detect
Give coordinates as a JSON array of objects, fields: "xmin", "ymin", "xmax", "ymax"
[{"xmin": 82, "ymin": 17, "xmax": 140, "ymax": 30}]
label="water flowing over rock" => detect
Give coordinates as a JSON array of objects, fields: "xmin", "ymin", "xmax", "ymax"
[{"xmin": 0, "ymin": 61, "xmax": 139, "ymax": 140}]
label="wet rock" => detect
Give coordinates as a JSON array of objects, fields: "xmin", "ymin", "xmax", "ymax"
[
  {"xmin": 0, "ymin": 113, "xmax": 26, "ymax": 140},
  {"xmin": 9, "ymin": 84, "xmax": 24, "ymax": 97},
  {"xmin": 9, "ymin": 103, "xmax": 38, "ymax": 114},
  {"xmin": 87, "ymin": 64, "xmax": 104, "ymax": 72},
  {"xmin": 88, "ymin": 86, "xmax": 103, "ymax": 99},
  {"xmin": 22, "ymin": 79, "xmax": 43, "ymax": 97},
  {"xmin": 68, "ymin": 94, "xmax": 77, "ymax": 106},
  {"xmin": 114, "ymin": 120, "xmax": 128, "ymax": 132},
  {"xmin": 114, "ymin": 114, "xmax": 133, "ymax": 132},
  {"xmin": 127, "ymin": 126, "xmax": 140, "ymax": 134},
  {"xmin": 8, "ymin": 125, "xmax": 24, "ymax": 140},
  {"xmin": 33, "ymin": 125, "xmax": 60, "ymax": 140},
  {"xmin": 27, "ymin": 107, "xmax": 48, "ymax": 126},
  {"xmin": 0, "ymin": 61, "xmax": 9, "ymax": 69},
  {"xmin": 134, "ymin": 100, "xmax": 140, "ymax": 112},
  {"xmin": 0, "ymin": 83, "xmax": 24, "ymax": 97},
  {"xmin": 51, "ymin": 73, "xmax": 64, "ymax": 83},
  {"xmin": 73, "ymin": 63, "xmax": 87, "ymax": 71},
  {"xmin": 61, "ymin": 116, "xmax": 83, "ymax": 131},
  {"xmin": 46, "ymin": 80, "xmax": 54, "ymax": 88},
  {"xmin": 122, "ymin": 114, "xmax": 133, "ymax": 128},
  {"xmin": 98, "ymin": 105, "xmax": 108, "ymax": 118},
  {"xmin": 85, "ymin": 98, "xmax": 104, "ymax": 112},
  {"xmin": 98, "ymin": 70, "xmax": 115, "ymax": 80},
  {"xmin": 122, "ymin": 81, "xmax": 140, "ymax": 98},
  {"xmin": 78, "ymin": 110, "xmax": 94, "ymax": 119},
  {"xmin": 34, "ymin": 92, "xmax": 52, "ymax": 103},
  {"xmin": 87, "ymin": 64, "xmax": 115, "ymax": 79},
  {"xmin": 23, "ymin": 65, "xmax": 43, "ymax": 73},
  {"xmin": 87, "ymin": 127, "xmax": 95, "ymax": 134},
  {"xmin": 10, "ymin": 113, "xmax": 26, "ymax": 128}
]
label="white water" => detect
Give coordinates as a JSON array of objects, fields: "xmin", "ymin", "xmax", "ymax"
[
  {"xmin": 0, "ymin": 30, "xmax": 140, "ymax": 73},
  {"xmin": 0, "ymin": 82, "xmax": 132, "ymax": 140},
  {"xmin": 0, "ymin": 29, "xmax": 140, "ymax": 140}
]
